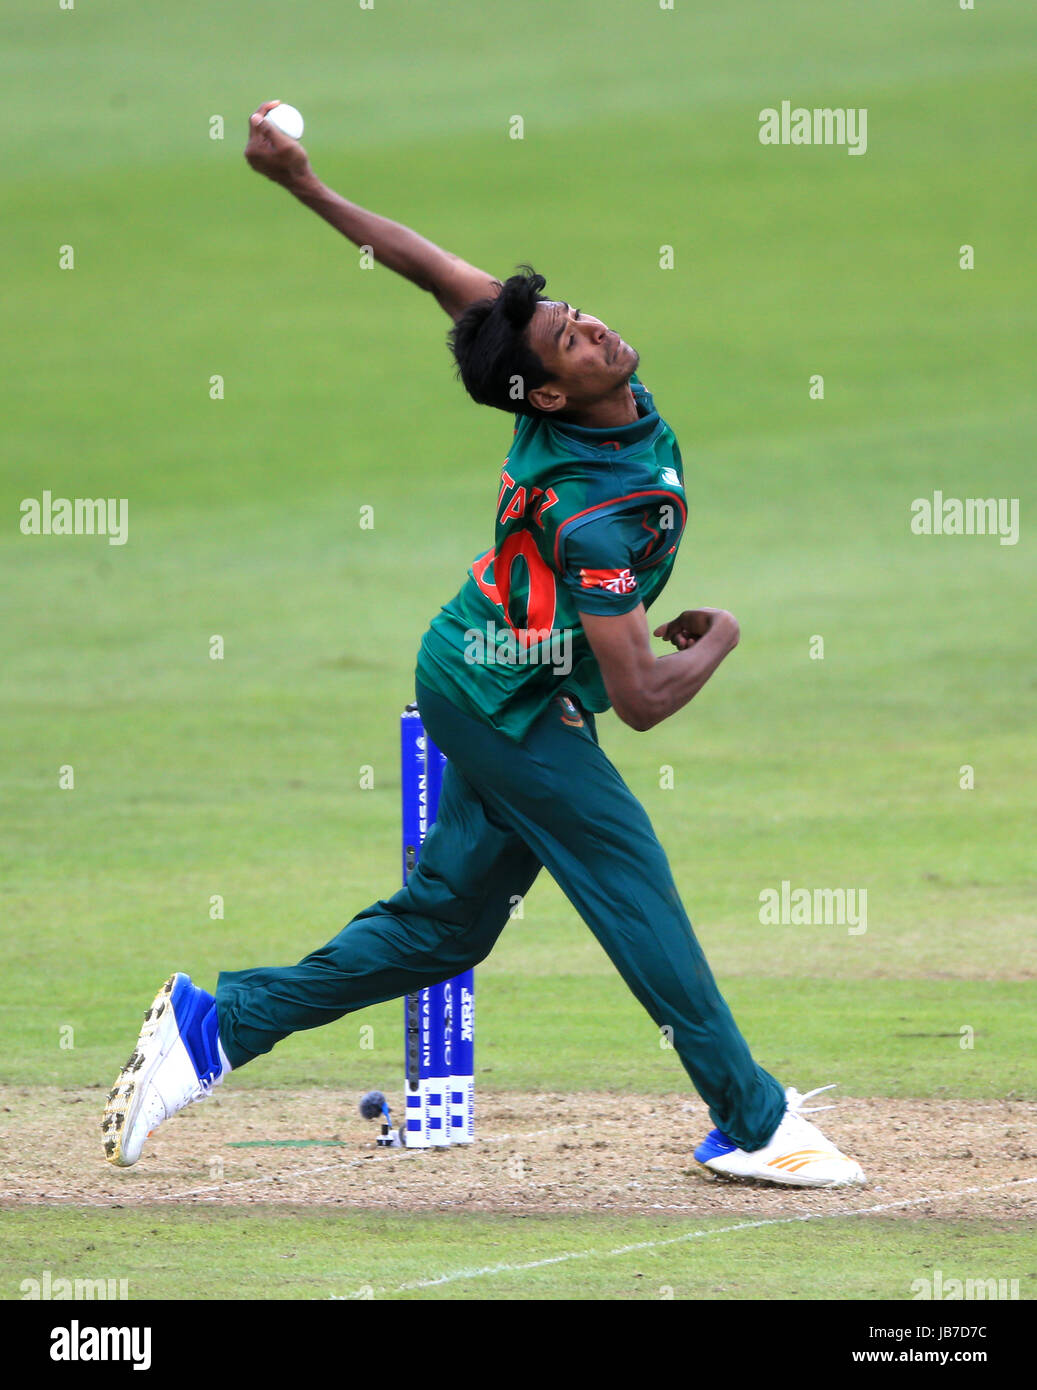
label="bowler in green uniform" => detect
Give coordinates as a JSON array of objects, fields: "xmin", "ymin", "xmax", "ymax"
[{"xmin": 101, "ymin": 103, "xmax": 865, "ymax": 1189}]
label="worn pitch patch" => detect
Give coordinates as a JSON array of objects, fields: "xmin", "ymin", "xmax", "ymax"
[{"xmin": 1, "ymin": 1088, "xmax": 1034, "ymax": 1224}]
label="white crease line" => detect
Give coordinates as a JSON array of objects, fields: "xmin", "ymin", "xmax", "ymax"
[
  {"xmin": 154, "ymin": 1123, "xmax": 585, "ymax": 1201},
  {"xmin": 386, "ymin": 1176, "xmax": 1037, "ymax": 1294},
  {"xmin": 480, "ymin": 1123, "xmax": 589, "ymax": 1145},
  {"xmin": 0, "ymin": 1124, "xmax": 589, "ymax": 1206},
  {"xmin": 159, "ymin": 1152, "xmax": 400, "ymax": 1201}
]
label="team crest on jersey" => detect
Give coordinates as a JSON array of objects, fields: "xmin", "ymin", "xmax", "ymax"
[
  {"xmin": 579, "ymin": 567, "xmax": 637, "ymax": 595},
  {"xmin": 558, "ymin": 695, "xmax": 584, "ymax": 728}
]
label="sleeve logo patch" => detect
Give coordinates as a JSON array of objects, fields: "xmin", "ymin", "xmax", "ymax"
[{"xmin": 579, "ymin": 567, "xmax": 637, "ymax": 595}]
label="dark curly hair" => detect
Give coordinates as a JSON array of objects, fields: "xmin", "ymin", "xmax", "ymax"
[{"xmin": 448, "ymin": 266, "xmax": 552, "ymax": 417}]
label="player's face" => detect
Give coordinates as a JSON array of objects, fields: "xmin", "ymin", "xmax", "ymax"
[{"xmin": 526, "ymin": 300, "xmax": 639, "ymax": 412}]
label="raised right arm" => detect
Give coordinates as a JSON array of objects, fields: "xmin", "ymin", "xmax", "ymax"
[
  {"xmin": 579, "ymin": 605, "xmax": 741, "ymax": 732},
  {"xmin": 244, "ymin": 101, "xmax": 500, "ymax": 320}
]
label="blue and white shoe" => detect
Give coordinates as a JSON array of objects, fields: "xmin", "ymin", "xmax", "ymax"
[
  {"xmin": 694, "ymin": 1085, "xmax": 866, "ymax": 1188},
  {"xmin": 102, "ymin": 973, "xmax": 226, "ymax": 1167}
]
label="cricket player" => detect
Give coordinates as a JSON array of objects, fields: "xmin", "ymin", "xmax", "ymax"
[{"xmin": 102, "ymin": 103, "xmax": 865, "ymax": 1188}]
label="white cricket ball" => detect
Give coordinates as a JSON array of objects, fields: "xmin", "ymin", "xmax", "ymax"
[{"xmin": 263, "ymin": 103, "xmax": 304, "ymax": 140}]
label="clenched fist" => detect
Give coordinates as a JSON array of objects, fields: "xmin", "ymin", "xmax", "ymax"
[{"xmin": 653, "ymin": 607, "xmax": 739, "ymax": 651}]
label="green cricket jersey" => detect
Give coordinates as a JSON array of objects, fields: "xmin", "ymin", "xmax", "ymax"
[{"xmin": 416, "ymin": 376, "xmax": 687, "ymax": 741}]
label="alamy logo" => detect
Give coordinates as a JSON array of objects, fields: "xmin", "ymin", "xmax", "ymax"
[
  {"xmin": 911, "ymin": 1269, "xmax": 1019, "ymax": 1301},
  {"xmin": 49, "ymin": 1321, "xmax": 151, "ymax": 1371},
  {"xmin": 463, "ymin": 620, "xmax": 573, "ymax": 676},
  {"xmin": 910, "ymin": 492, "xmax": 1019, "ymax": 546},
  {"xmin": 759, "ymin": 101, "xmax": 868, "ymax": 156},
  {"xmin": 20, "ymin": 491, "xmax": 128, "ymax": 546},
  {"xmin": 21, "ymin": 1271, "xmax": 129, "ymax": 1300},
  {"xmin": 758, "ymin": 880, "xmax": 867, "ymax": 935}
]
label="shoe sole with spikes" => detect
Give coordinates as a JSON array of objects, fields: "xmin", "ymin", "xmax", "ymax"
[{"xmin": 102, "ymin": 973, "xmax": 185, "ymax": 1168}]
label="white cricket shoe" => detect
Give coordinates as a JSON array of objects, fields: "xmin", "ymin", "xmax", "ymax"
[
  {"xmin": 694, "ymin": 1085, "xmax": 865, "ymax": 1188},
  {"xmin": 102, "ymin": 972, "xmax": 225, "ymax": 1167}
]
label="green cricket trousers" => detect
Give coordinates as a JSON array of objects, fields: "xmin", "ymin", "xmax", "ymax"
[{"xmin": 216, "ymin": 682, "xmax": 786, "ymax": 1151}]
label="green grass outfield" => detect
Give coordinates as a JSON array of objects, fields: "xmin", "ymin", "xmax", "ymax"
[
  {"xmin": 2, "ymin": 1207, "xmax": 1033, "ymax": 1302},
  {"xmin": 2, "ymin": 0, "xmax": 1034, "ymax": 1299}
]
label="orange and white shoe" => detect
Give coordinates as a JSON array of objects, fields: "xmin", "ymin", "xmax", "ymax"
[{"xmin": 695, "ymin": 1085, "xmax": 865, "ymax": 1188}]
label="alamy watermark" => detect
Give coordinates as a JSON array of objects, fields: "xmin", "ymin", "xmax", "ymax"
[
  {"xmin": 759, "ymin": 880, "xmax": 867, "ymax": 935},
  {"xmin": 19, "ymin": 491, "xmax": 128, "ymax": 546},
  {"xmin": 50, "ymin": 1321, "xmax": 151, "ymax": 1371},
  {"xmin": 759, "ymin": 101, "xmax": 867, "ymax": 156},
  {"xmin": 911, "ymin": 1269, "xmax": 1020, "ymax": 1301},
  {"xmin": 21, "ymin": 1270, "xmax": 129, "ymax": 1300},
  {"xmin": 910, "ymin": 492, "xmax": 1019, "ymax": 546},
  {"xmin": 464, "ymin": 620, "xmax": 573, "ymax": 676}
]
